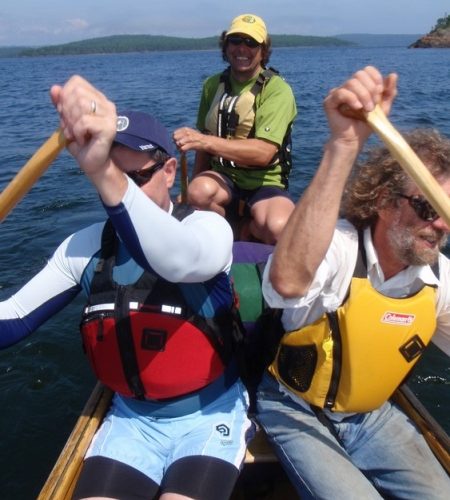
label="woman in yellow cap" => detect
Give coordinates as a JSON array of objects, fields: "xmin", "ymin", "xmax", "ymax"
[{"xmin": 174, "ymin": 14, "xmax": 297, "ymax": 244}]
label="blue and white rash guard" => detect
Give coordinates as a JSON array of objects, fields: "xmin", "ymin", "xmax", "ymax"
[{"xmin": 0, "ymin": 178, "xmax": 233, "ymax": 348}]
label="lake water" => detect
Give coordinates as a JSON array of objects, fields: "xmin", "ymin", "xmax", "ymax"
[{"xmin": 0, "ymin": 45, "xmax": 449, "ymax": 498}]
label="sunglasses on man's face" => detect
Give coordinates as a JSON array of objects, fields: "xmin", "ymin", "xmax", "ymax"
[
  {"xmin": 398, "ymin": 194, "xmax": 439, "ymax": 222},
  {"xmin": 226, "ymin": 35, "xmax": 261, "ymax": 49},
  {"xmin": 127, "ymin": 160, "xmax": 165, "ymax": 187}
]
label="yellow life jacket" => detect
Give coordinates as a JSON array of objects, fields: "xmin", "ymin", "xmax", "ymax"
[
  {"xmin": 204, "ymin": 67, "xmax": 291, "ymax": 177},
  {"xmin": 269, "ymin": 236, "xmax": 438, "ymax": 413},
  {"xmin": 204, "ymin": 79, "xmax": 257, "ymax": 142}
]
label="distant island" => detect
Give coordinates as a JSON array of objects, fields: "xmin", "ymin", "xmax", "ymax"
[
  {"xmin": 0, "ymin": 34, "xmax": 351, "ymax": 58},
  {"xmin": 410, "ymin": 14, "xmax": 450, "ymax": 48},
  {"xmin": 2, "ymin": 25, "xmax": 447, "ymax": 58}
]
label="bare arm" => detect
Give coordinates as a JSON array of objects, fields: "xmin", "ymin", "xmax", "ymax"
[
  {"xmin": 173, "ymin": 127, "xmax": 278, "ymax": 167},
  {"xmin": 270, "ymin": 66, "xmax": 398, "ymax": 298}
]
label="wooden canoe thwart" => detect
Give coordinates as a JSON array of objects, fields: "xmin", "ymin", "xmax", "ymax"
[{"xmin": 39, "ymin": 382, "xmax": 450, "ymax": 499}]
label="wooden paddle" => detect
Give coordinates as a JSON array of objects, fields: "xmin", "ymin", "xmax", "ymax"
[
  {"xmin": 342, "ymin": 104, "xmax": 450, "ymax": 227},
  {"xmin": 0, "ymin": 129, "xmax": 66, "ymax": 223},
  {"xmin": 180, "ymin": 152, "xmax": 189, "ymax": 204}
]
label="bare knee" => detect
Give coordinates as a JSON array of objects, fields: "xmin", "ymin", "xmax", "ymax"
[
  {"xmin": 249, "ymin": 218, "xmax": 282, "ymax": 244},
  {"xmin": 187, "ymin": 174, "xmax": 231, "ymax": 216},
  {"xmin": 266, "ymin": 211, "xmax": 292, "ymax": 240},
  {"xmin": 250, "ymin": 199, "xmax": 294, "ymax": 244},
  {"xmin": 187, "ymin": 176, "xmax": 216, "ymax": 208}
]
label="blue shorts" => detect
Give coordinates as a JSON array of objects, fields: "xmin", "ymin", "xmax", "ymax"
[
  {"xmin": 85, "ymin": 380, "xmax": 254, "ymax": 485},
  {"xmin": 219, "ymin": 173, "xmax": 292, "ymax": 220}
]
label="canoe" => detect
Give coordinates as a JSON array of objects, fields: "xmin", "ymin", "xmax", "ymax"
[{"xmin": 38, "ymin": 381, "xmax": 450, "ymax": 499}]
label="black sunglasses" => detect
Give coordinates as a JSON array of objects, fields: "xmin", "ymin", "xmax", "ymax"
[
  {"xmin": 398, "ymin": 194, "xmax": 439, "ymax": 222},
  {"xmin": 127, "ymin": 160, "xmax": 165, "ymax": 187},
  {"xmin": 226, "ymin": 35, "xmax": 261, "ymax": 49}
]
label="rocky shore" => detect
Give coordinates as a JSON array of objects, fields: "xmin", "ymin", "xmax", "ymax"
[{"xmin": 409, "ymin": 20, "xmax": 450, "ymax": 48}]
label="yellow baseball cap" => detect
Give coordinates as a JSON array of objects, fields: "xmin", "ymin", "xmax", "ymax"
[{"xmin": 226, "ymin": 14, "xmax": 268, "ymax": 44}]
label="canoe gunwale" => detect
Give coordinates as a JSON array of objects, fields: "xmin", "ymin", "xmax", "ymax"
[
  {"xmin": 38, "ymin": 382, "xmax": 450, "ymax": 499},
  {"xmin": 37, "ymin": 383, "xmax": 113, "ymax": 500},
  {"xmin": 392, "ymin": 384, "xmax": 450, "ymax": 475}
]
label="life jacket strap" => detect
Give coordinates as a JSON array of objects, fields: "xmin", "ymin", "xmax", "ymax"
[
  {"xmin": 115, "ymin": 286, "xmax": 146, "ymax": 399},
  {"xmin": 217, "ymin": 66, "xmax": 292, "ymax": 176},
  {"xmin": 309, "ymin": 405, "xmax": 344, "ymax": 445}
]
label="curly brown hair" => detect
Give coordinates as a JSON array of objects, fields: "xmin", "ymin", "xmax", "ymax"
[
  {"xmin": 341, "ymin": 128, "xmax": 450, "ymax": 230},
  {"xmin": 219, "ymin": 31, "xmax": 272, "ymax": 67}
]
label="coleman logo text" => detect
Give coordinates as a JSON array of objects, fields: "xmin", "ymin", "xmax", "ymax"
[{"xmin": 381, "ymin": 312, "xmax": 415, "ymax": 325}]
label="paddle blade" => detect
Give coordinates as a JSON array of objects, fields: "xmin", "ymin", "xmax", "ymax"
[
  {"xmin": 340, "ymin": 104, "xmax": 450, "ymax": 227},
  {"xmin": 0, "ymin": 129, "xmax": 66, "ymax": 223},
  {"xmin": 365, "ymin": 106, "xmax": 450, "ymax": 228}
]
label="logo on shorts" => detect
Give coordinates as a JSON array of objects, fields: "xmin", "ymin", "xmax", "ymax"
[{"xmin": 215, "ymin": 424, "xmax": 230, "ymax": 437}]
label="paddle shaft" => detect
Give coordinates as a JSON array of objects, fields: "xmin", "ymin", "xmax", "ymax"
[
  {"xmin": 0, "ymin": 129, "xmax": 66, "ymax": 223},
  {"xmin": 180, "ymin": 153, "xmax": 188, "ymax": 204},
  {"xmin": 346, "ymin": 105, "xmax": 450, "ymax": 227}
]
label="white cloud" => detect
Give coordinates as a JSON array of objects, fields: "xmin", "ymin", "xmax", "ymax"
[
  {"xmin": 66, "ymin": 18, "xmax": 89, "ymax": 31},
  {"xmin": 0, "ymin": 1, "xmax": 449, "ymax": 46}
]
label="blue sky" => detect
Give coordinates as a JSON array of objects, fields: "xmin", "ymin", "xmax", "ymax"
[{"xmin": 0, "ymin": 1, "xmax": 448, "ymax": 46}]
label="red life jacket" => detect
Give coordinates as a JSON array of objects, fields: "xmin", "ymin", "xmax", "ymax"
[{"xmin": 80, "ymin": 207, "xmax": 239, "ymax": 400}]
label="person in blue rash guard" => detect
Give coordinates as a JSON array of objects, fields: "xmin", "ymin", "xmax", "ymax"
[{"xmin": 0, "ymin": 76, "xmax": 253, "ymax": 500}]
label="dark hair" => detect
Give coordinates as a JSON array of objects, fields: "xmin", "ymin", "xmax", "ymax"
[
  {"xmin": 341, "ymin": 128, "xmax": 450, "ymax": 230},
  {"xmin": 219, "ymin": 31, "xmax": 272, "ymax": 67}
]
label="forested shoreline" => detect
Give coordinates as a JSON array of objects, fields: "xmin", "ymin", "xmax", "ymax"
[{"xmin": 0, "ymin": 33, "xmax": 351, "ymax": 57}]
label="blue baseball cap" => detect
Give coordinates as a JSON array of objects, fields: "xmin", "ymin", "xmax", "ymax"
[{"xmin": 114, "ymin": 110, "xmax": 174, "ymax": 157}]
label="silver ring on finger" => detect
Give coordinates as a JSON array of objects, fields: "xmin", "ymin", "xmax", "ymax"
[{"xmin": 90, "ymin": 100, "xmax": 97, "ymax": 115}]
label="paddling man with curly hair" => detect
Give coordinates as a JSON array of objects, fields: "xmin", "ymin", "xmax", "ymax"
[{"xmin": 257, "ymin": 65, "xmax": 450, "ymax": 499}]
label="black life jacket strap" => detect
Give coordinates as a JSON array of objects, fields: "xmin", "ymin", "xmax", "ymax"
[
  {"xmin": 115, "ymin": 286, "xmax": 146, "ymax": 399},
  {"xmin": 250, "ymin": 67, "xmax": 279, "ymax": 97},
  {"xmin": 87, "ymin": 204, "xmax": 197, "ymax": 399},
  {"xmin": 219, "ymin": 67, "xmax": 278, "ymax": 136},
  {"xmin": 276, "ymin": 121, "xmax": 293, "ymax": 189},
  {"xmin": 188, "ymin": 311, "xmax": 236, "ymax": 366},
  {"xmin": 218, "ymin": 67, "xmax": 282, "ymax": 170},
  {"xmin": 91, "ymin": 219, "xmax": 118, "ymax": 295},
  {"xmin": 324, "ymin": 311, "xmax": 343, "ymax": 410},
  {"xmin": 354, "ymin": 229, "xmax": 368, "ymax": 278},
  {"xmin": 310, "ymin": 404, "xmax": 345, "ymax": 446},
  {"xmin": 322, "ymin": 228, "xmax": 365, "ymax": 409},
  {"xmin": 218, "ymin": 68, "xmax": 238, "ymax": 141}
]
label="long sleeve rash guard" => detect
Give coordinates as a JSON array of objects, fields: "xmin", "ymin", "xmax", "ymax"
[{"xmin": 0, "ymin": 179, "xmax": 233, "ymax": 348}]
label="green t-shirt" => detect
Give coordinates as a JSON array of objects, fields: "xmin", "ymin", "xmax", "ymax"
[{"xmin": 197, "ymin": 69, "xmax": 297, "ymax": 190}]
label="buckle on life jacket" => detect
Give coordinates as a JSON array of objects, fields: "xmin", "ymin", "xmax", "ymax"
[
  {"xmin": 399, "ymin": 334, "xmax": 426, "ymax": 362},
  {"xmin": 141, "ymin": 329, "xmax": 167, "ymax": 351}
]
